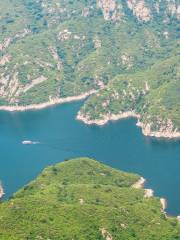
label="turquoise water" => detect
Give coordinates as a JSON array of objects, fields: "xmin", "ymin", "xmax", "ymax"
[{"xmin": 0, "ymin": 101, "xmax": 180, "ymax": 216}]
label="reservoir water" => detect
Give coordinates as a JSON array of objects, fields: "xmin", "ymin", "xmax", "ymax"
[{"xmin": 0, "ymin": 101, "xmax": 180, "ymax": 216}]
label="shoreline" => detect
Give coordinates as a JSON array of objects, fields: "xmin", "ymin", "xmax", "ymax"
[
  {"xmin": 132, "ymin": 177, "xmax": 154, "ymax": 198},
  {"xmin": 0, "ymin": 183, "xmax": 4, "ymax": 199},
  {"xmin": 0, "ymin": 90, "xmax": 179, "ymax": 139},
  {"xmin": 77, "ymin": 111, "xmax": 180, "ymax": 139},
  {"xmin": 160, "ymin": 198, "xmax": 167, "ymax": 212},
  {"xmin": 132, "ymin": 177, "xmax": 146, "ymax": 189},
  {"xmin": 0, "ymin": 90, "xmax": 97, "ymax": 112},
  {"xmin": 136, "ymin": 121, "xmax": 180, "ymax": 139},
  {"xmin": 76, "ymin": 111, "xmax": 140, "ymax": 126},
  {"xmin": 132, "ymin": 178, "xmax": 169, "ymax": 216}
]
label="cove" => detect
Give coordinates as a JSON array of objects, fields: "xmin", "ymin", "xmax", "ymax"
[{"xmin": 0, "ymin": 101, "xmax": 180, "ymax": 216}]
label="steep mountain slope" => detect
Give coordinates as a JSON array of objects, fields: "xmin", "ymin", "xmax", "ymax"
[
  {"xmin": 78, "ymin": 55, "xmax": 180, "ymax": 137},
  {"xmin": 0, "ymin": 158, "xmax": 179, "ymax": 239},
  {"xmin": 0, "ymin": 0, "xmax": 179, "ymax": 136}
]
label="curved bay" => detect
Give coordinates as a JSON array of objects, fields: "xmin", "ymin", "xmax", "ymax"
[{"xmin": 0, "ymin": 101, "xmax": 179, "ymax": 215}]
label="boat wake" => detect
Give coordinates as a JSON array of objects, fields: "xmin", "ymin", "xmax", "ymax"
[{"xmin": 22, "ymin": 140, "xmax": 40, "ymax": 145}]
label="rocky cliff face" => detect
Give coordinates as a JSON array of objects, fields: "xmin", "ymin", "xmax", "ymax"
[
  {"xmin": 97, "ymin": 0, "xmax": 179, "ymax": 22},
  {"xmin": 127, "ymin": 0, "xmax": 151, "ymax": 22},
  {"xmin": 22, "ymin": 0, "xmax": 180, "ymax": 24},
  {"xmin": 97, "ymin": 0, "xmax": 124, "ymax": 21}
]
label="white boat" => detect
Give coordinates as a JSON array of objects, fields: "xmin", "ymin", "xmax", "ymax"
[{"xmin": 22, "ymin": 140, "xmax": 33, "ymax": 145}]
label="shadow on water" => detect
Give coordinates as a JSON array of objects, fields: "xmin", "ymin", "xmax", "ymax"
[{"xmin": 0, "ymin": 101, "xmax": 180, "ymax": 216}]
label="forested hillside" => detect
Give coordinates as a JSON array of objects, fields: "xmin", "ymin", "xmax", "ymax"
[
  {"xmin": 0, "ymin": 0, "xmax": 179, "ymax": 136},
  {"xmin": 0, "ymin": 158, "xmax": 179, "ymax": 239}
]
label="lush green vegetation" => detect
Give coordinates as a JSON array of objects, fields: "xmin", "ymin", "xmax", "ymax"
[
  {"xmin": 81, "ymin": 55, "xmax": 180, "ymax": 131},
  {"xmin": 0, "ymin": 157, "xmax": 179, "ymax": 239},
  {"xmin": 0, "ymin": 0, "xmax": 179, "ymax": 132}
]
